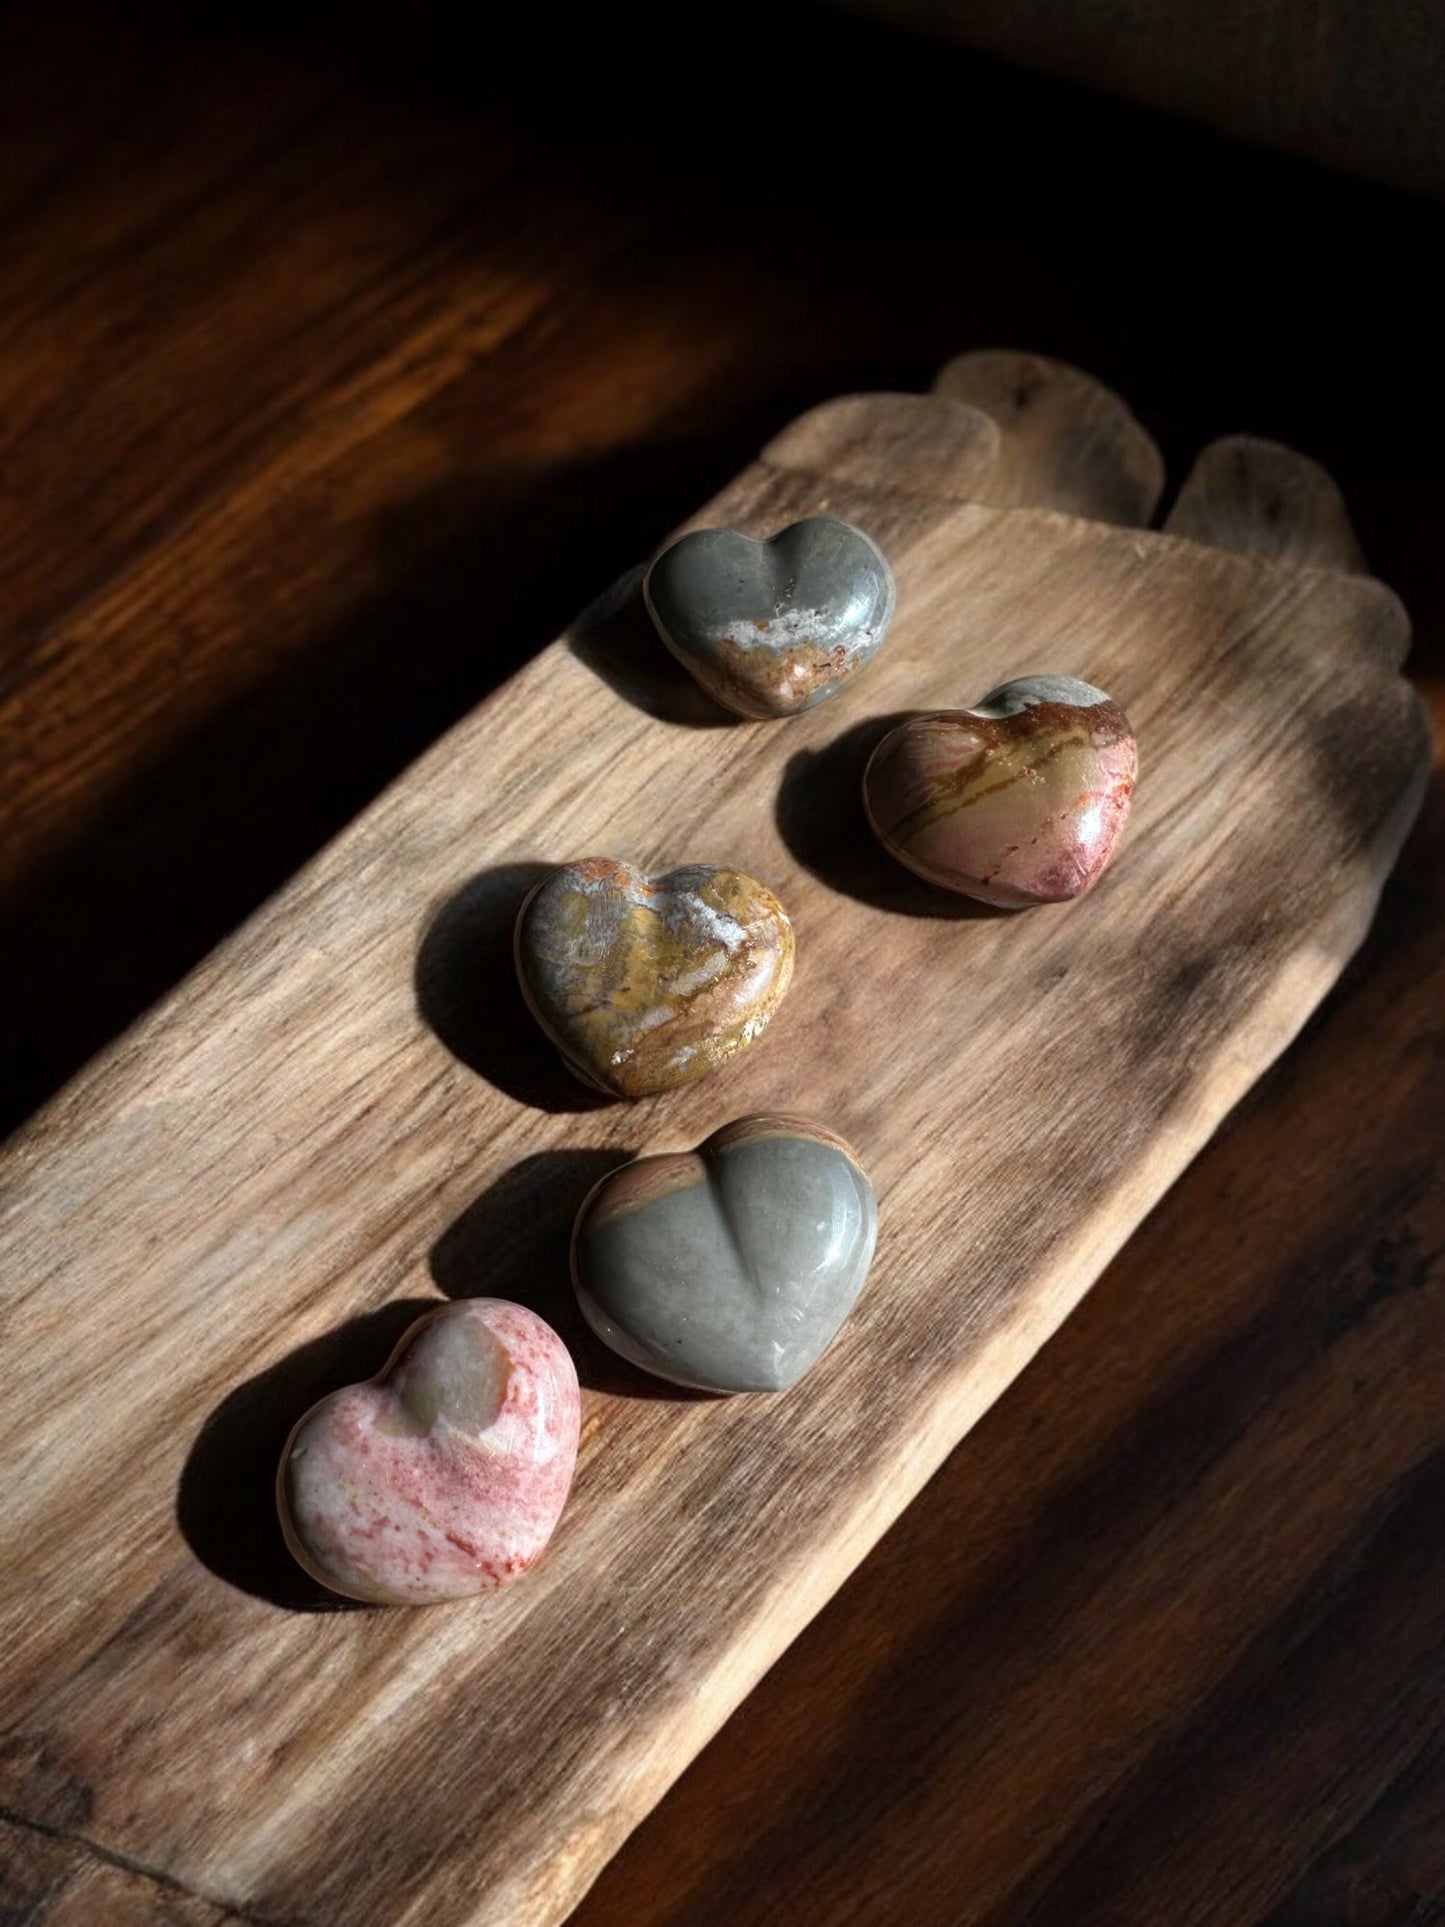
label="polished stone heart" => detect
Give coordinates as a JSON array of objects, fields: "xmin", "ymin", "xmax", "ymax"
[
  {"xmin": 644, "ymin": 516, "xmax": 896, "ymax": 719},
  {"xmin": 863, "ymin": 676, "xmax": 1137, "ymax": 906},
  {"xmin": 277, "ymin": 1300, "xmax": 579, "ymax": 1605},
  {"xmin": 515, "ymin": 858, "xmax": 794, "ymax": 1098},
  {"xmin": 571, "ymin": 1114, "xmax": 877, "ymax": 1393}
]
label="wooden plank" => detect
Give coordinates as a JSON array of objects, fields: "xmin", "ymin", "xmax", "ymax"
[
  {"xmin": 0, "ymin": 354, "xmax": 1427, "ymax": 1925},
  {"xmin": 574, "ymin": 756, "xmax": 1445, "ymax": 1923},
  {"xmin": 0, "ymin": 1814, "xmax": 240, "ymax": 1925}
]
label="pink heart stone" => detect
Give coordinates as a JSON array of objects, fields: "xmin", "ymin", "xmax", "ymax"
[
  {"xmin": 863, "ymin": 676, "xmax": 1137, "ymax": 906},
  {"xmin": 277, "ymin": 1300, "xmax": 580, "ymax": 1605}
]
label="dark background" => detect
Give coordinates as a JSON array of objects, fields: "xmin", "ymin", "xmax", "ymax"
[{"xmin": 3, "ymin": 3, "xmax": 1442, "ymax": 1920}]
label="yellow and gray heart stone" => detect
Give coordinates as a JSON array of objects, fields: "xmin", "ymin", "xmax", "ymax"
[
  {"xmin": 863, "ymin": 675, "xmax": 1137, "ymax": 906},
  {"xmin": 515, "ymin": 858, "xmax": 795, "ymax": 1098},
  {"xmin": 643, "ymin": 516, "xmax": 896, "ymax": 719},
  {"xmin": 572, "ymin": 1114, "xmax": 877, "ymax": 1392}
]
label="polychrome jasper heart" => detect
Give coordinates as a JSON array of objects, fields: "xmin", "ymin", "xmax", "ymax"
[
  {"xmin": 515, "ymin": 858, "xmax": 795, "ymax": 1098},
  {"xmin": 863, "ymin": 676, "xmax": 1136, "ymax": 906},
  {"xmin": 277, "ymin": 1300, "xmax": 579, "ymax": 1605},
  {"xmin": 572, "ymin": 1114, "xmax": 877, "ymax": 1393},
  {"xmin": 643, "ymin": 516, "xmax": 896, "ymax": 719}
]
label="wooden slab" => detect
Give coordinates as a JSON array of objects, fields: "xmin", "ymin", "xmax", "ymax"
[{"xmin": 0, "ymin": 354, "xmax": 1427, "ymax": 1925}]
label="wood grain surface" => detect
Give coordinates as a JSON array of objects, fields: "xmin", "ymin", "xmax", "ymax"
[
  {"xmin": 4, "ymin": 9, "xmax": 1445, "ymax": 1924},
  {"xmin": 0, "ymin": 331, "xmax": 1428, "ymax": 1926}
]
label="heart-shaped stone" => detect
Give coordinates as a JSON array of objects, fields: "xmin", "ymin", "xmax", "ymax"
[
  {"xmin": 515, "ymin": 858, "xmax": 795, "ymax": 1098},
  {"xmin": 644, "ymin": 516, "xmax": 896, "ymax": 719},
  {"xmin": 863, "ymin": 676, "xmax": 1136, "ymax": 906},
  {"xmin": 571, "ymin": 1114, "xmax": 877, "ymax": 1392},
  {"xmin": 277, "ymin": 1300, "xmax": 579, "ymax": 1605}
]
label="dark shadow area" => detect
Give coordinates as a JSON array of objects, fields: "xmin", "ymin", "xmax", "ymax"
[
  {"xmin": 999, "ymin": 1451, "xmax": 1445, "ymax": 1926},
  {"xmin": 775, "ymin": 711, "xmax": 1011, "ymax": 919},
  {"xmin": 2, "ymin": 431, "xmax": 760, "ymax": 1142},
  {"xmin": 177, "ymin": 1295, "xmax": 437, "ymax": 1609},
  {"xmin": 431, "ymin": 1148, "xmax": 712, "ymax": 1400},
  {"xmin": 568, "ymin": 566, "xmax": 736, "ymax": 728},
  {"xmin": 415, "ymin": 861, "xmax": 617, "ymax": 1114}
]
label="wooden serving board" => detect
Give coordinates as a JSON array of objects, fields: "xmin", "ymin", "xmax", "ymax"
[{"xmin": 0, "ymin": 353, "xmax": 1428, "ymax": 1925}]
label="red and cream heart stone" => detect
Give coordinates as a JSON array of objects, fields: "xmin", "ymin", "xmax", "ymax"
[
  {"xmin": 278, "ymin": 1299, "xmax": 579, "ymax": 1605},
  {"xmin": 863, "ymin": 675, "xmax": 1136, "ymax": 906}
]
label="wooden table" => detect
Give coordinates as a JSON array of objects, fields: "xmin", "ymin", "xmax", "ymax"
[{"xmin": 3, "ymin": 5, "xmax": 1442, "ymax": 1920}]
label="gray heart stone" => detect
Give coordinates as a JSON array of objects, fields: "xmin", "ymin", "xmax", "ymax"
[
  {"xmin": 643, "ymin": 516, "xmax": 896, "ymax": 719},
  {"xmin": 571, "ymin": 1114, "xmax": 877, "ymax": 1393}
]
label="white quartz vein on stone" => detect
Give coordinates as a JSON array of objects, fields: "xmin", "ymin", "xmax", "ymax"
[
  {"xmin": 715, "ymin": 608, "xmax": 847, "ymax": 652},
  {"xmin": 675, "ymin": 897, "xmax": 750, "ymax": 951}
]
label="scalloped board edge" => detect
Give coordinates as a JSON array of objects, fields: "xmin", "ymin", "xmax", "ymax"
[{"xmin": 0, "ymin": 352, "xmax": 1428, "ymax": 1927}]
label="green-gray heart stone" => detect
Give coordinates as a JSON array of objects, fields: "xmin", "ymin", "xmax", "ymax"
[
  {"xmin": 571, "ymin": 1114, "xmax": 877, "ymax": 1393},
  {"xmin": 643, "ymin": 516, "xmax": 896, "ymax": 719}
]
